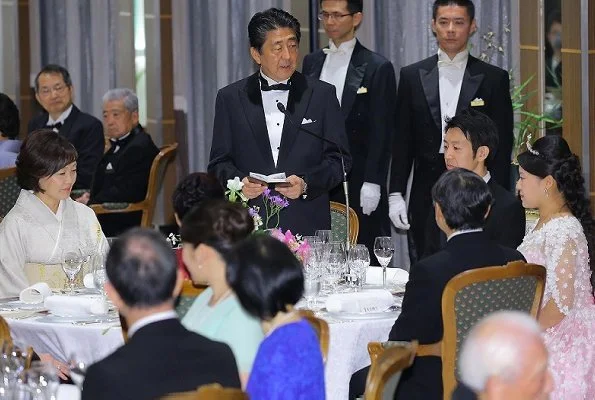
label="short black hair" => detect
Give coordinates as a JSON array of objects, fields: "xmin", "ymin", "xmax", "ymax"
[
  {"xmin": 432, "ymin": 168, "xmax": 493, "ymax": 230},
  {"xmin": 16, "ymin": 129, "xmax": 77, "ymax": 192},
  {"xmin": 106, "ymin": 228, "xmax": 178, "ymax": 308},
  {"xmin": 225, "ymin": 235, "xmax": 304, "ymax": 321},
  {"xmin": 248, "ymin": 8, "xmax": 301, "ymax": 52},
  {"xmin": 172, "ymin": 173, "xmax": 224, "ymax": 220},
  {"xmin": 445, "ymin": 109, "xmax": 499, "ymax": 167},
  {"xmin": 0, "ymin": 93, "xmax": 20, "ymax": 139},
  {"xmin": 319, "ymin": 0, "xmax": 363, "ymax": 13},
  {"xmin": 34, "ymin": 64, "xmax": 72, "ymax": 93},
  {"xmin": 180, "ymin": 199, "xmax": 253, "ymax": 255},
  {"xmin": 432, "ymin": 0, "xmax": 475, "ymax": 21}
]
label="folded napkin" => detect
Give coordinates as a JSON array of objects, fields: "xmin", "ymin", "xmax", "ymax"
[
  {"xmin": 19, "ymin": 282, "xmax": 53, "ymax": 304},
  {"xmin": 366, "ymin": 267, "xmax": 409, "ymax": 286},
  {"xmin": 44, "ymin": 295, "xmax": 108, "ymax": 317},
  {"xmin": 83, "ymin": 273, "xmax": 95, "ymax": 289},
  {"xmin": 326, "ymin": 290, "xmax": 394, "ymax": 313}
]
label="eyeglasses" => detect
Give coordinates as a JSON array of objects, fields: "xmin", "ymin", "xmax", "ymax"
[
  {"xmin": 38, "ymin": 84, "xmax": 68, "ymax": 97},
  {"xmin": 317, "ymin": 11, "xmax": 356, "ymax": 21}
]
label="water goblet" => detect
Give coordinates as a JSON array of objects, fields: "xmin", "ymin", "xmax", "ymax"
[
  {"xmin": 62, "ymin": 250, "xmax": 89, "ymax": 294},
  {"xmin": 327, "ymin": 242, "xmax": 346, "ymax": 293},
  {"xmin": 374, "ymin": 236, "xmax": 395, "ymax": 288},
  {"xmin": 92, "ymin": 263, "xmax": 107, "ymax": 296},
  {"xmin": 349, "ymin": 244, "xmax": 370, "ymax": 291},
  {"xmin": 315, "ymin": 230, "xmax": 332, "ymax": 244}
]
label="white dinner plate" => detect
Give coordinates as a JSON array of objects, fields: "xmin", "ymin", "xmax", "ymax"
[
  {"xmin": 0, "ymin": 300, "xmax": 46, "ymax": 311},
  {"xmin": 322, "ymin": 305, "xmax": 401, "ymax": 320},
  {"xmin": 36, "ymin": 314, "xmax": 117, "ymax": 324}
]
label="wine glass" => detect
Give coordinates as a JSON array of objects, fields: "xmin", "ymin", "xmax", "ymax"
[
  {"xmin": 327, "ymin": 242, "xmax": 346, "ymax": 293},
  {"xmin": 22, "ymin": 361, "xmax": 59, "ymax": 400},
  {"xmin": 67, "ymin": 354, "xmax": 86, "ymax": 390},
  {"xmin": 349, "ymin": 244, "xmax": 370, "ymax": 291},
  {"xmin": 62, "ymin": 250, "xmax": 87, "ymax": 294},
  {"xmin": 92, "ymin": 263, "xmax": 107, "ymax": 296},
  {"xmin": 374, "ymin": 236, "xmax": 395, "ymax": 288},
  {"xmin": 315, "ymin": 230, "xmax": 332, "ymax": 244},
  {"xmin": 302, "ymin": 242, "xmax": 321, "ymax": 309}
]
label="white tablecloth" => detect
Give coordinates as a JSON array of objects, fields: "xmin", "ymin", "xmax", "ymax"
[
  {"xmin": 323, "ymin": 315, "xmax": 397, "ymax": 400},
  {"xmin": 6, "ymin": 314, "xmax": 123, "ymax": 365}
]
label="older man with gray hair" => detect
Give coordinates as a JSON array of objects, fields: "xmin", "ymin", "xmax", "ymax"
[
  {"xmin": 84, "ymin": 88, "xmax": 158, "ymax": 236},
  {"xmin": 452, "ymin": 311, "xmax": 553, "ymax": 400}
]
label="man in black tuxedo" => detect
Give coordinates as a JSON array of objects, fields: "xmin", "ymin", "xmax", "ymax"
[
  {"xmin": 28, "ymin": 65, "xmax": 104, "ymax": 190},
  {"xmin": 82, "ymin": 228, "xmax": 241, "ymax": 400},
  {"xmin": 302, "ymin": 0, "xmax": 394, "ymax": 252},
  {"xmin": 208, "ymin": 8, "xmax": 350, "ymax": 236},
  {"xmin": 349, "ymin": 168, "xmax": 525, "ymax": 400},
  {"xmin": 388, "ymin": 0, "xmax": 514, "ymax": 263},
  {"xmin": 423, "ymin": 109, "xmax": 525, "ymax": 258},
  {"xmin": 83, "ymin": 89, "xmax": 159, "ymax": 236}
]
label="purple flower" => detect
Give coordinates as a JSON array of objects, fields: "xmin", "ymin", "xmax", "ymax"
[
  {"xmin": 263, "ymin": 188, "xmax": 271, "ymax": 198},
  {"xmin": 270, "ymin": 195, "xmax": 288, "ymax": 208},
  {"xmin": 248, "ymin": 207, "xmax": 259, "ymax": 217}
]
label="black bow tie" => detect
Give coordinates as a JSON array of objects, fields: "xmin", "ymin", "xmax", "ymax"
[
  {"xmin": 47, "ymin": 122, "xmax": 63, "ymax": 130},
  {"xmin": 260, "ymin": 75, "xmax": 291, "ymax": 91},
  {"xmin": 109, "ymin": 136, "xmax": 132, "ymax": 150}
]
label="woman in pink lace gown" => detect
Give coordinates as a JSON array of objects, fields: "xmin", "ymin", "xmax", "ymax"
[{"xmin": 516, "ymin": 135, "xmax": 595, "ymax": 399}]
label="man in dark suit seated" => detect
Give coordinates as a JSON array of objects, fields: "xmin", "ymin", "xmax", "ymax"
[
  {"xmin": 423, "ymin": 109, "xmax": 525, "ymax": 258},
  {"xmin": 0, "ymin": 93, "xmax": 21, "ymax": 168},
  {"xmin": 82, "ymin": 228, "xmax": 241, "ymax": 400},
  {"xmin": 80, "ymin": 88, "xmax": 159, "ymax": 236},
  {"xmin": 28, "ymin": 64, "xmax": 104, "ymax": 190},
  {"xmin": 349, "ymin": 168, "xmax": 525, "ymax": 400},
  {"xmin": 453, "ymin": 311, "xmax": 553, "ymax": 400}
]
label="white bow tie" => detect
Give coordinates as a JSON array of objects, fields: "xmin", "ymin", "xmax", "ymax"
[
  {"xmin": 323, "ymin": 47, "xmax": 345, "ymax": 55},
  {"xmin": 437, "ymin": 59, "xmax": 466, "ymax": 69}
]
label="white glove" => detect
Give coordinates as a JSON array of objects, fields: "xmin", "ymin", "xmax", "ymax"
[
  {"xmin": 388, "ymin": 192, "xmax": 410, "ymax": 230},
  {"xmin": 360, "ymin": 182, "xmax": 381, "ymax": 215}
]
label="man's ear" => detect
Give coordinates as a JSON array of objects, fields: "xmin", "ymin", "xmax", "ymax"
[
  {"xmin": 476, "ymin": 145, "xmax": 490, "ymax": 162},
  {"xmin": 250, "ymin": 47, "xmax": 261, "ymax": 65}
]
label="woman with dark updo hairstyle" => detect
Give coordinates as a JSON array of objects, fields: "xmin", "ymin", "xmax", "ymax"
[
  {"xmin": 180, "ymin": 199, "xmax": 263, "ymax": 386},
  {"xmin": 0, "ymin": 129, "xmax": 108, "ymax": 296},
  {"xmin": 516, "ymin": 135, "xmax": 595, "ymax": 398}
]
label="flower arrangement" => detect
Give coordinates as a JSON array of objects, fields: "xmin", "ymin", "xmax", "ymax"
[{"xmin": 268, "ymin": 228, "xmax": 310, "ymax": 263}]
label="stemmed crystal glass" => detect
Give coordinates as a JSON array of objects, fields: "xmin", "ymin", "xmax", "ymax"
[
  {"xmin": 374, "ymin": 236, "xmax": 395, "ymax": 288},
  {"xmin": 67, "ymin": 354, "xmax": 87, "ymax": 390},
  {"xmin": 349, "ymin": 244, "xmax": 370, "ymax": 291},
  {"xmin": 326, "ymin": 242, "xmax": 346, "ymax": 293},
  {"xmin": 22, "ymin": 361, "xmax": 59, "ymax": 400},
  {"xmin": 92, "ymin": 263, "xmax": 107, "ymax": 297},
  {"xmin": 315, "ymin": 230, "xmax": 332, "ymax": 244},
  {"xmin": 302, "ymin": 242, "xmax": 321, "ymax": 309},
  {"xmin": 62, "ymin": 250, "xmax": 89, "ymax": 294}
]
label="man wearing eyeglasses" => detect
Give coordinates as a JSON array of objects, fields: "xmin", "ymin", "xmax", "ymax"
[
  {"xmin": 28, "ymin": 64, "xmax": 104, "ymax": 191},
  {"xmin": 302, "ymin": 0, "xmax": 395, "ymax": 254}
]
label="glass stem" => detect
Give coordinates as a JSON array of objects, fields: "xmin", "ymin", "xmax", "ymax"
[{"xmin": 382, "ymin": 265, "xmax": 387, "ymax": 288}]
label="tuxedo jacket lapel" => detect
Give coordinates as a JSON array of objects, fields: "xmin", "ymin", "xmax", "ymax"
[
  {"xmin": 420, "ymin": 56, "xmax": 442, "ymax": 132},
  {"xmin": 341, "ymin": 41, "xmax": 367, "ymax": 119},
  {"xmin": 240, "ymin": 73, "xmax": 275, "ymax": 169},
  {"xmin": 456, "ymin": 56, "xmax": 485, "ymax": 114},
  {"xmin": 277, "ymin": 72, "xmax": 312, "ymax": 170},
  {"xmin": 306, "ymin": 51, "xmax": 325, "ymax": 79},
  {"xmin": 60, "ymin": 105, "xmax": 80, "ymax": 139}
]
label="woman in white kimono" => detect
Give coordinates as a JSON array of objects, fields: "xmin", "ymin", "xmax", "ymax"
[{"xmin": 0, "ymin": 129, "xmax": 108, "ymax": 297}]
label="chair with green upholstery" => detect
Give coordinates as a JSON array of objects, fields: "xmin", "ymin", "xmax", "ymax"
[
  {"xmin": 0, "ymin": 167, "xmax": 20, "ymax": 220},
  {"xmin": 330, "ymin": 201, "xmax": 359, "ymax": 246},
  {"xmin": 175, "ymin": 280, "xmax": 207, "ymax": 319},
  {"xmin": 413, "ymin": 260, "xmax": 546, "ymax": 399}
]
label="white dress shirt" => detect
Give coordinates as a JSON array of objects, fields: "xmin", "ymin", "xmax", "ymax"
[
  {"xmin": 260, "ymin": 71, "xmax": 289, "ymax": 166},
  {"xmin": 319, "ymin": 37, "xmax": 357, "ymax": 105},
  {"xmin": 438, "ymin": 48, "xmax": 468, "ymax": 153},
  {"xmin": 447, "ymin": 228, "xmax": 483, "ymax": 242},
  {"xmin": 127, "ymin": 310, "xmax": 178, "ymax": 337},
  {"xmin": 47, "ymin": 104, "xmax": 73, "ymax": 127}
]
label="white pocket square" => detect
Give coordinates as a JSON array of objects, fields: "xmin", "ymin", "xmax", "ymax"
[
  {"xmin": 471, "ymin": 97, "xmax": 485, "ymax": 106},
  {"xmin": 301, "ymin": 118, "xmax": 315, "ymax": 125},
  {"xmin": 356, "ymin": 87, "xmax": 368, "ymax": 94}
]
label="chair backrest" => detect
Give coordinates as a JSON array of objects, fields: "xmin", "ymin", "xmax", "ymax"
[
  {"xmin": 365, "ymin": 340, "xmax": 418, "ymax": 400},
  {"xmin": 440, "ymin": 261, "xmax": 546, "ymax": 399},
  {"xmin": 161, "ymin": 383, "xmax": 248, "ymax": 400},
  {"xmin": 297, "ymin": 310, "xmax": 329, "ymax": 364},
  {"xmin": 139, "ymin": 143, "xmax": 178, "ymax": 227},
  {"xmin": 0, "ymin": 316, "xmax": 34, "ymax": 369},
  {"xmin": 0, "ymin": 166, "xmax": 20, "ymax": 220},
  {"xmin": 330, "ymin": 201, "xmax": 359, "ymax": 246},
  {"xmin": 175, "ymin": 280, "xmax": 208, "ymax": 319}
]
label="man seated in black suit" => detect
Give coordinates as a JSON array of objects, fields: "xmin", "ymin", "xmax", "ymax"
[
  {"xmin": 453, "ymin": 311, "xmax": 553, "ymax": 400},
  {"xmin": 28, "ymin": 64, "xmax": 104, "ymax": 190},
  {"xmin": 423, "ymin": 109, "xmax": 525, "ymax": 258},
  {"xmin": 80, "ymin": 88, "xmax": 159, "ymax": 236},
  {"xmin": 349, "ymin": 168, "xmax": 525, "ymax": 400},
  {"xmin": 82, "ymin": 228, "xmax": 241, "ymax": 400}
]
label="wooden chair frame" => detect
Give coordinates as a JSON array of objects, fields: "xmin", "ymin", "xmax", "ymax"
[
  {"xmin": 365, "ymin": 341, "xmax": 418, "ymax": 400},
  {"xmin": 416, "ymin": 261, "xmax": 546, "ymax": 399},
  {"xmin": 330, "ymin": 201, "xmax": 359, "ymax": 246},
  {"xmin": 181, "ymin": 279, "xmax": 207, "ymax": 297},
  {"xmin": 0, "ymin": 166, "xmax": 16, "ymax": 180},
  {"xmin": 161, "ymin": 383, "xmax": 248, "ymax": 400},
  {"xmin": 91, "ymin": 143, "xmax": 178, "ymax": 228},
  {"xmin": 1, "ymin": 316, "xmax": 34, "ymax": 369},
  {"xmin": 297, "ymin": 310, "xmax": 329, "ymax": 364}
]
